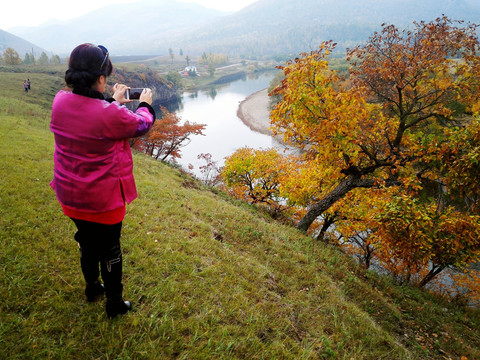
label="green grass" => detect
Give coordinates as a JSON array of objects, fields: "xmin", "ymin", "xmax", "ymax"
[
  {"xmin": 0, "ymin": 69, "xmax": 479, "ymax": 359},
  {"xmin": 0, "ymin": 68, "xmax": 65, "ymax": 110}
]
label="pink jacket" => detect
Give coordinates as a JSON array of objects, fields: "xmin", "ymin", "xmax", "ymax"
[{"xmin": 50, "ymin": 90, "xmax": 155, "ymax": 213}]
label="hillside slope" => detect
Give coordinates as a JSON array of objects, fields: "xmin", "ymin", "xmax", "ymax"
[
  {"xmin": 0, "ymin": 70, "xmax": 479, "ymax": 359},
  {"xmin": 0, "ymin": 29, "xmax": 47, "ymax": 57}
]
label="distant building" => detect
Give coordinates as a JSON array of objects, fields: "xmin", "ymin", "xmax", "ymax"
[{"xmin": 182, "ymin": 66, "xmax": 199, "ymax": 77}]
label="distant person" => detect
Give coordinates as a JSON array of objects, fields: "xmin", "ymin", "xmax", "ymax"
[
  {"xmin": 27, "ymin": 78, "xmax": 31, "ymax": 90},
  {"xmin": 23, "ymin": 80, "xmax": 28, "ymax": 93},
  {"xmin": 50, "ymin": 43, "xmax": 156, "ymax": 318}
]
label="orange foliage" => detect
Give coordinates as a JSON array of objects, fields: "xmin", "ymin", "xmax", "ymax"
[
  {"xmin": 265, "ymin": 17, "xmax": 480, "ymax": 291},
  {"xmin": 452, "ymin": 269, "xmax": 480, "ymax": 306},
  {"xmin": 133, "ymin": 107, "xmax": 206, "ymax": 162},
  {"xmin": 375, "ymin": 196, "xmax": 480, "ymax": 287},
  {"xmin": 269, "ymin": 18, "xmax": 480, "ymax": 233}
]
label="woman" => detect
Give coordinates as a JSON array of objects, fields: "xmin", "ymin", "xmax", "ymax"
[{"xmin": 50, "ymin": 43, "xmax": 155, "ymax": 318}]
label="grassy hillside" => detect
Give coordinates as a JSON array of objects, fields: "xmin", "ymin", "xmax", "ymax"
[{"xmin": 0, "ymin": 70, "xmax": 479, "ymax": 359}]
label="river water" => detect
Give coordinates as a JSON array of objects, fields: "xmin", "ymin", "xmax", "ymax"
[{"xmin": 171, "ymin": 71, "xmax": 281, "ymax": 176}]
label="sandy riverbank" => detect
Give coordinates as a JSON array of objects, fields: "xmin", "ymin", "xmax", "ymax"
[{"xmin": 237, "ymin": 88, "xmax": 273, "ymax": 136}]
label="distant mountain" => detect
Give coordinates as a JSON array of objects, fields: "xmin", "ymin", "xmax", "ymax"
[
  {"xmin": 0, "ymin": 29, "xmax": 48, "ymax": 57},
  {"xmin": 9, "ymin": 0, "xmax": 227, "ymax": 55},
  {"xmin": 8, "ymin": 0, "xmax": 480, "ymax": 58},
  {"xmin": 169, "ymin": 0, "xmax": 480, "ymax": 57}
]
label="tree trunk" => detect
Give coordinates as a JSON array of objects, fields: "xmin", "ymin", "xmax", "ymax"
[
  {"xmin": 418, "ymin": 265, "xmax": 445, "ymax": 288},
  {"xmin": 316, "ymin": 213, "xmax": 336, "ymax": 243},
  {"xmin": 296, "ymin": 175, "xmax": 376, "ymax": 232},
  {"xmin": 364, "ymin": 244, "xmax": 374, "ymax": 269}
]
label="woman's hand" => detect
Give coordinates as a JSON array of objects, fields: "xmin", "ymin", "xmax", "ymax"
[
  {"xmin": 112, "ymin": 83, "xmax": 132, "ymax": 104},
  {"xmin": 139, "ymin": 88, "xmax": 153, "ymax": 105}
]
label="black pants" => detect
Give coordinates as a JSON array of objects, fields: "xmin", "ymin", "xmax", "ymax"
[{"xmin": 71, "ymin": 219, "xmax": 124, "ymax": 300}]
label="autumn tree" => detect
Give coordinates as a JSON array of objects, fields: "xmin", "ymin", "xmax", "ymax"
[
  {"xmin": 323, "ymin": 120, "xmax": 480, "ymax": 287},
  {"xmin": 199, "ymin": 52, "xmax": 229, "ymax": 67},
  {"xmin": 197, "ymin": 153, "xmax": 222, "ymax": 187},
  {"xmin": 270, "ymin": 17, "xmax": 480, "ymax": 233},
  {"xmin": 4, "ymin": 47, "xmax": 21, "ymax": 65},
  {"xmin": 375, "ymin": 196, "xmax": 480, "ymax": 287},
  {"xmin": 267, "ymin": 17, "xmax": 480, "ymax": 287},
  {"xmin": 133, "ymin": 107, "xmax": 206, "ymax": 162},
  {"xmin": 222, "ymin": 147, "xmax": 299, "ymax": 214}
]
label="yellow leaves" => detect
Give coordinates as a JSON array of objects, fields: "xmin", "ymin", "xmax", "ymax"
[
  {"xmin": 222, "ymin": 147, "xmax": 297, "ymax": 209},
  {"xmin": 264, "ymin": 23, "xmax": 480, "ymax": 292},
  {"xmin": 471, "ymin": 99, "xmax": 480, "ymax": 115},
  {"xmin": 271, "ymin": 44, "xmax": 366, "ymax": 150},
  {"xmin": 373, "ymin": 194, "xmax": 480, "ymax": 286},
  {"xmin": 453, "ymin": 270, "xmax": 480, "ymax": 306}
]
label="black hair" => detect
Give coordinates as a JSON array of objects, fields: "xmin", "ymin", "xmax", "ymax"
[{"xmin": 65, "ymin": 43, "xmax": 113, "ymax": 96}]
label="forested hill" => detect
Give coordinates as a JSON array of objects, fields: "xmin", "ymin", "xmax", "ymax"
[
  {"xmin": 6, "ymin": 0, "xmax": 480, "ymax": 58},
  {"xmin": 173, "ymin": 0, "xmax": 480, "ymax": 57}
]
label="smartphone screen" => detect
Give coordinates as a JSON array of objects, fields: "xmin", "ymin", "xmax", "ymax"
[{"xmin": 126, "ymin": 88, "xmax": 144, "ymax": 100}]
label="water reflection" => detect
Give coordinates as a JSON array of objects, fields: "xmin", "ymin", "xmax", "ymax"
[
  {"xmin": 156, "ymin": 95, "xmax": 183, "ymax": 113},
  {"xmin": 170, "ymin": 71, "xmax": 282, "ymax": 177},
  {"xmin": 207, "ymin": 87, "xmax": 218, "ymax": 100}
]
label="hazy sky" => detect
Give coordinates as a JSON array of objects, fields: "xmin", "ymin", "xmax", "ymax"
[{"xmin": 1, "ymin": 0, "xmax": 257, "ymax": 30}]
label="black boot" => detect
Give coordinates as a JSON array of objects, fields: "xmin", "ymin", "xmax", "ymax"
[
  {"xmin": 77, "ymin": 238, "xmax": 105, "ymax": 302},
  {"xmin": 106, "ymin": 298, "xmax": 132, "ymax": 318},
  {"xmin": 85, "ymin": 281, "xmax": 105, "ymax": 302},
  {"xmin": 100, "ymin": 246, "xmax": 132, "ymax": 318}
]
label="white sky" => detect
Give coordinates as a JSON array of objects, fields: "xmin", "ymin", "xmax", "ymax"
[{"xmin": 1, "ymin": 0, "xmax": 257, "ymax": 30}]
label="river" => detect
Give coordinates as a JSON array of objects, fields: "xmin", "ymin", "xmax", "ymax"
[{"xmin": 170, "ymin": 71, "xmax": 282, "ymax": 176}]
